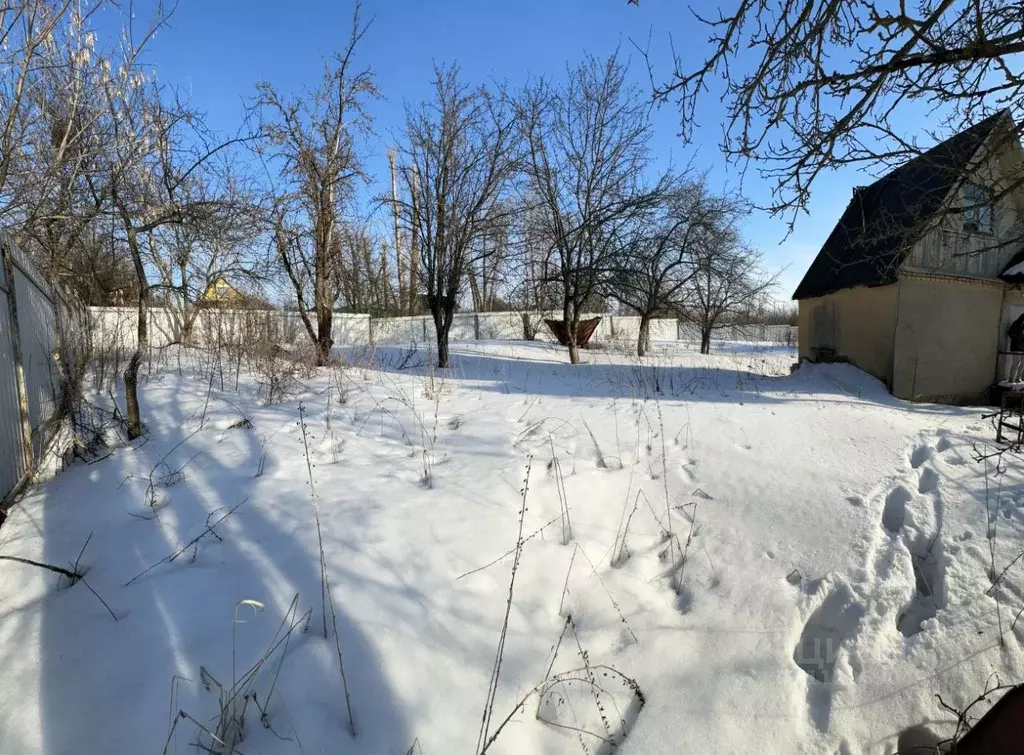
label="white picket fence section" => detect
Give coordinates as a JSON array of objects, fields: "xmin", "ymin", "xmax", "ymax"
[{"xmin": 0, "ymin": 233, "xmax": 78, "ymax": 504}]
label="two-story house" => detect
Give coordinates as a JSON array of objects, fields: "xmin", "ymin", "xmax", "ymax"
[{"xmin": 793, "ymin": 110, "xmax": 1024, "ymax": 404}]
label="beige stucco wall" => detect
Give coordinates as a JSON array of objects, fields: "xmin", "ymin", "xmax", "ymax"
[
  {"xmin": 798, "ymin": 284, "xmax": 899, "ymax": 385},
  {"xmin": 891, "ymin": 274, "xmax": 1005, "ymax": 402},
  {"xmin": 998, "ymin": 287, "xmax": 1024, "ymax": 334}
]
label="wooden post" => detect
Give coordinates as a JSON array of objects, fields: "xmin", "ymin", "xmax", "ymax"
[{"xmin": 1, "ymin": 241, "xmax": 35, "ymax": 481}]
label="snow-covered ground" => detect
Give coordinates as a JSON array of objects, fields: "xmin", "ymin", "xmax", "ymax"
[{"xmin": 0, "ymin": 339, "xmax": 1022, "ymax": 754}]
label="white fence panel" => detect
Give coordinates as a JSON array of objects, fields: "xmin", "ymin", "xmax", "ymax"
[
  {"xmin": 0, "ymin": 233, "xmax": 73, "ymax": 503},
  {"xmin": 677, "ymin": 322, "xmax": 797, "ymax": 345},
  {"xmin": 449, "ymin": 313, "xmax": 477, "ymax": 341},
  {"xmin": 0, "ymin": 248, "xmax": 27, "ymax": 499},
  {"xmin": 649, "ymin": 319, "xmax": 678, "ymax": 341},
  {"xmin": 11, "ymin": 245, "xmax": 61, "ymax": 460},
  {"xmin": 477, "ymin": 312, "xmax": 523, "ymax": 340},
  {"xmin": 88, "ymin": 306, "xmax": 797, "ymax": 376},
  {"xmin": 370, "ymin": 315, "xmax": 432, "ymax": 344},
  {"xmin": 91, "ymin": 308, "xmax": 371, "ymax": 351}
]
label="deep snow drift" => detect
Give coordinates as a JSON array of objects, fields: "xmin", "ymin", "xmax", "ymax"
[{"xmin": 0, "ymin": 339, "xmax": 1022, "ymax": 754}]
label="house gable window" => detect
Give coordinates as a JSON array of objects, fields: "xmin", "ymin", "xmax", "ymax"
[
  {"xmin": 963, "ymin": 182, "xmax": 995, "ymax": 235},
  {"xmin": 216, "ymin": 282, "xmax": 229, "ymax": 297}
]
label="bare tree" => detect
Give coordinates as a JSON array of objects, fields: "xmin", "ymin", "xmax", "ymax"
[
  {"xmin": 684, "ymin": 229, "xmax": 779, "ymax": 355},
  {"xmin": 518, "ymin": 53, "xmax": 665, "ymax": 364},
  {"xmin": 2, "ymin": 3, "xmax": 260, "ymax": 439},
  {"xmin": 466, "ymin": 205, "xmax": 512, "ymax": 312},
  {"xmin": 3, "ymin": 2, "xmax": 118, "ymax": 296},
  {"xmin": 336, "ymin": 222, "xmax": 396, "ymax": 315},
  {"xmin": 608, "ymin": 177, "xmax": 738, "ymax": 356},
  {"xmin": 147, "ymin": 178, "xmax": 267, "ymax": 342},
  {"xmin": 649, "ymin": 0, "xmax": 1024, "ymax": 229},
  {"xmin": 257, "ymin": 3, "xmax": 377, "ymax": 365},
  {"xmin": 395, "ymin": 64, "xmax": 519, "ymax": 368},
  {"xmin": 97, "ymin": 14, "xmax": 254, "ymax": 437},
  {"xmin": 0, "ymin": 0, "xmax": 97, "ymax": 222}
]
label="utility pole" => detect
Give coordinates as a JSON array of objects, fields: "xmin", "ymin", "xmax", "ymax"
[
  {"xmin": 389, "ymin": 148, "xmax": 405, "ymax": 314},
  {"xmin": 409, "ymin": 165, "xmax": 420, "ymax": 314}
]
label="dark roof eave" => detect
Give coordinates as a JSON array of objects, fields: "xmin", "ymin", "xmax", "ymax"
[{"xmin": 794, "ymin": 279, "xmax": 900, "ymax": 301}]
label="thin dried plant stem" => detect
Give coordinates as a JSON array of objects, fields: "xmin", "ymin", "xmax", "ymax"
[
  {"xmin": 558, "ymin": 546, "xmax": 577, "ymax": 617},
  {"xmin": 477, "ymin": 455, "xmax": 533, "ymax": 754},
  {"xmin": 297, "ymin": 402, "xmax": 355, "ymax": 737},
  {"xmin": 575, "ymin": 544, "xmax": 638, "ymax": 644},
  {"xmin": 549, "ymin": 436, "xmax": 572, "ymax": 544},
  {"xmin": 80, "ymin": 576, "xmax": 118, "ymax": 621},
  {"xmin": 656, "ymin": 400, "xmax": 675, "ymax": 571},
  {"xmin": 456, "ymin": 514, "xmax": 562, "ymax": 580},
  {"xmin": 0, "ymin": 555, "xmax": 81, "ymax": 579},
  {"xmin": 325, "ymin": 568, "xmax": 357, "ymax": 736},
  {"xmin": 125, "ymin": 497, "xmax": 249, "ymax": 586},
  {"xmin": 297, "ymin": 403, "xmax": 329, "ymax": 638}
]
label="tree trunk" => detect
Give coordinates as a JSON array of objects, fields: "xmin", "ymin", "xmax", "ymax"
[
  {"xmin": 434, "ymin": 308, "xmax": 451, "ymax": 369},
  {"xmin": 125, "ymin": 292, "xmax": 148, "ymax": 439},
  {"xmin": 637, "ymin": 314, "xmax": 651, "ymax": 357},
  {"xmin": 564, "ymin": 300, "xmax": 580, "ymax": 364},
  {"xmin": 567, "ymin": 339, "xmax": 580, "ymax": 364},
  {"xmin": 566, "ymin": 314, "xmax": 581, "ymax": 364},
  {"xmin": 467, "ymin": 260, "xmax": 482, "ymax": 312},
  {"xmin": 521, "ymin": 311, "xmax": 536, "ymax": 341},
  {"xmin": 700, "ymin": 327, "xmax": 711, "ymax": 355},
  {"xmin": 436, "ymin": 333, "xmax": 450, "ymax": 369},
  {"xmin": 315, "ymin": 259, "xmax": 334, "ymax": 365},
  {"xmin": 316, "ymin": 310, "xmax": 333, "ymax": 366}
]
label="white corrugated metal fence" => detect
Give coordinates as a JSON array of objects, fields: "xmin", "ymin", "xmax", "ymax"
[{"xmin": 0, "ymin": 233, "xmax": 76, "ymax": 504}]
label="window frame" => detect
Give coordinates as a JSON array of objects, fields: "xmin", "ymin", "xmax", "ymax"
[{"xmin": 963, "ymin": 182, "xmax": 996, "ymax": 235}]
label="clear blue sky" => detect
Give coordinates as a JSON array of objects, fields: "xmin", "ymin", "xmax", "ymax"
[{"xmin": 129, "ymin": 0, "xmax": 871, "ymax": 300}]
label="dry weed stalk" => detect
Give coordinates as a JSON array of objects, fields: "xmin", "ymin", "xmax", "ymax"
[{"xmin": 297, "ymin": 402, "xmax": 356, "ymax": 737}]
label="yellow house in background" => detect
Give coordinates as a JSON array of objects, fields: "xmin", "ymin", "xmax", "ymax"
[{"xmin": 201, "ymin": 277, "xmax": 245, "ymax": 306}]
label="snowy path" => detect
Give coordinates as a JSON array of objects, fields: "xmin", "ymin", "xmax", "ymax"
[{"xmin": 0, "ymin": 341, "xmax": 1021, "ymax": 754}]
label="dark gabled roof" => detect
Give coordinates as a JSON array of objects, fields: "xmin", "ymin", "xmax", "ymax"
[{"xmin": 793, "ymin": 111, "xmax": 1010, "ymax": 300}]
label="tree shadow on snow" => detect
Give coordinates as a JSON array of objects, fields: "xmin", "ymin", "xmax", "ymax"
[
  {"xmin": 14, "ymin": 371, "xmax": 409, "ymax": 754},
  {"xmin": 341, "ymin": 341, "xmax": 968, "ymax": 415}
]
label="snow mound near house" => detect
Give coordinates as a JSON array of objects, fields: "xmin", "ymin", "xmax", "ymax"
[
  {"xmin": 0, "ymin": 339, "xmax": 1021, "ymax": 754},
  {"xmin": 792, "ymin": 360, "xmax": 894, "ymax": 400}
]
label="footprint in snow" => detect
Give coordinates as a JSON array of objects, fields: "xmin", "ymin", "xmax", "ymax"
[
  {"xmin": 881, "ymin": 485, "xmax": 912, "ymax": 533},
  {"xmin": 793, "ymin": 586, "xmax": 866, "ymax": 685},
  {"xmin": 897, "ymin": 532, "xmax": 946, "ymax": 638},
  {"xmin": 910, "ymin": 444, "xmax": 933, "ymax": 469},
  {"xmin": 918, "ymin": 467, "xmax": 939, "ymax": 494}
]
